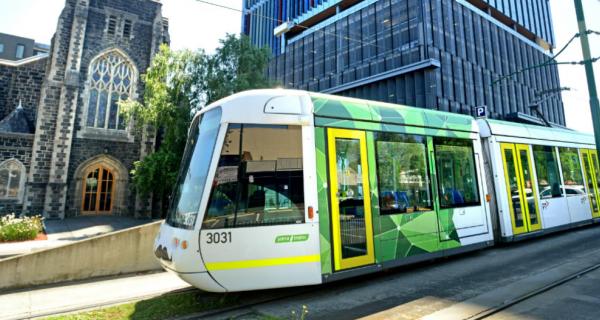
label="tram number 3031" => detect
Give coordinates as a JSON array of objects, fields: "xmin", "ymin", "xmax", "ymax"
[{"xmin": 205, "ymin": 232, "xmax": 232, "ymax": 244}]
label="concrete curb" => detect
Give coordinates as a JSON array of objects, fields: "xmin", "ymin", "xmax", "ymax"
[
  {"xmin": 0, "ymin": 220, "xmax": 163, "ymax": 290},
  {"xmin": 0, "ymin": 271, "xmax": 191, "ymax": 320}
]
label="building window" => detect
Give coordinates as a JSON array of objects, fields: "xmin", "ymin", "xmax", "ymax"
[
  {"xmin": 107, "ymin": 15, "xmax": 118, "ymax": 35},
  {"xmin": 85, "ymin": 50, "xmax": 136, "ymax": 130},
  {"xmin": 0, "ymin": 159, "xmax": 26, "ymax": 200},
  {"xmin": 0, "ymin": 43, "xmax": 4, "ymax": 53},
  {"xmin": 122, "ymin": 19, "xmax": 132, "ymax": 38},
  {"xmin": 15, "ymin": 44, "xmax": 25, "ymax": 59}
]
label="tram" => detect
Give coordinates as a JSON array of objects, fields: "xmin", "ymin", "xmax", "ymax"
[
  {"xmin": 479, "ymin": 119, "xmax": 598, "ymax": 241},
  {"xmin": 154, "ymin": 89, "xmax": 597, "ymax": 292}
]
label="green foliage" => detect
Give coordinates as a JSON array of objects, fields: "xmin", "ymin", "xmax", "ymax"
[
  {"xmin": 120, "ymin": 34, "xmax": 273, "ymax": 211},
  {"xmin": 130, "ymin": 151, "xmax": 180, "ymax": 198},
  {"xmin": 205, "ymin": 34, "xmax": 273, "ymax": 104},
  {"xmin": 290, "ymin": 305, "xmax": 309, "ymax": 320},
  {"xmin": 0, "ymin": 214, "xmax": 43, "ymax": 242}
]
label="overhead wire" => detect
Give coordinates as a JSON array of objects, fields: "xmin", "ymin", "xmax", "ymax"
[
  {"xmin": 493, "ymin": 30, "xmax": 599, "ymax": 86},
  {"xmin": 195, "ymin": 0, "xmax": 433, "ymax": 87},
  {"xmin": 194, "ymin": 0, "xmax": 398, "ymax": 52}
]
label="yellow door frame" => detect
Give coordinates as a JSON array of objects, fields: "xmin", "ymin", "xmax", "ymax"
[
  {"xmin": 500, "ymin": 143, "xmax": 541, "ymax": 234},
  {"xmin": 591, "ymin": 150, "xmax": 600, "ymax": 218},
  {"xmin": 581, "ymin": 149, "xmax": 600, "ymax": 218},
  {"xmin": 501, "ymin": 143, "xmax": 528, "ymax": 235},
  {"xmin": 327, "ymin": 128, "xmax": 375, "ymax": 271},
  {"xmin": 514, "ymin": 144, "xmax": 541, "ymax": 231}
]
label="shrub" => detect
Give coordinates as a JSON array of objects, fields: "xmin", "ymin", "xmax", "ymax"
[{"xmin": 0, "ymin": 214, "xmax": 44, "ymax": 242}]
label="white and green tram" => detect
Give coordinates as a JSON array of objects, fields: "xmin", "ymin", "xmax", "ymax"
[
  {"xmin": 479, "ymin": 119, "xmax": 600, "ymax": 241},
  {"xmin": 154, "ymin": 89, "xmax": 597, "ymax": 292}
]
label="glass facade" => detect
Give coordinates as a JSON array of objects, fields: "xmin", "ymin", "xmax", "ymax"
[
  {"xmin": 243, "ymin": 0, "xmax": 564, "ymax": 125},
  {"xmin": 478, "ymin": 0, "xmax": 555, "ymax": 48}
]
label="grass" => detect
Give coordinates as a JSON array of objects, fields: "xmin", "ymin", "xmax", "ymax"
[{"xmin": 42, "ymin": 290, "xmax": 239, "ymax": 320}]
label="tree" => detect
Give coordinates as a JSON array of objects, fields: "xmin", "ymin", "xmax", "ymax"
[
  {"xmin": 120, "ymin": 34, "xmax": 273, "ymax": 216},
  {"xmin": 204, "ymin": 33, "xmax": 272, "ymax": 104}
]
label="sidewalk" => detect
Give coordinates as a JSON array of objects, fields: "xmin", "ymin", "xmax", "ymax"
[
  {"xmin": 0, "ymin": 271, "xmax": 191, "ymax": 320},
  {"xmin": 0, "ymin": 216, "xmax": 154, "ymax": 258}
]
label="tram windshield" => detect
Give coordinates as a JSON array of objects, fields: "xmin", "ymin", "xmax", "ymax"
[
  {"xmin": 202, "ymin": 124, "xmax": 305, "ymax": 229},
  {"xmin": 166, "ymin": 108, "xmax": 222, "ymax": 229}
]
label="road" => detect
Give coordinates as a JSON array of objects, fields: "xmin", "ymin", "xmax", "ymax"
[
  {"xmin": 199, "ymin": 224, "xmax": 600, "ymax": 320},
  {"xmin": 485, "ymin": 266, "xmax": 600, "ymax": 320}
]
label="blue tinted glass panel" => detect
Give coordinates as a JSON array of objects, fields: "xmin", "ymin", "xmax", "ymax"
[
  {"xmin": 87, "ymin": 89, "xmax": 98, "ymax": 127},
  {"xmin": 97, "ymin": 91, "xmax": 108, "ymax": 128},
  {"xmin": 108, "ymin": 92, "xmax": 119, "ymax": 129}
]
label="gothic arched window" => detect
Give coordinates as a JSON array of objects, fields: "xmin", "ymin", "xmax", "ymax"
[
  {"xmin": 0, "ymin": 159, "xmax": 26, "ymax": 200},
  {"xmin": 85, "ymin": 50, "xmax": 136, "ymax": 130}
]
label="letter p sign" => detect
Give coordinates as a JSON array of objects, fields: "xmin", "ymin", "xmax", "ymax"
[{"xmin": 476, "ymin": 106, "xmax": 487, "ymax": 118}]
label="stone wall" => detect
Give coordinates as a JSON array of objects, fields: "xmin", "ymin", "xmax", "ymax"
[
  {"xmin": 24, "ymin": 3, "xmax": 75, "ymax": 217},
  {"xmin": 24, "ymin": 0, "xmax": 168, "ymax": 218},
  {"xmin": 0, "ymin": 57, "xmax": 48, "ymax": 124},
  {"xmin": 64, "ymin": 138, "xmax": 142, "ymax": 217},
  {"xmin": 0, "ymin": 132, "xmax": 34, "ymax": 215}
]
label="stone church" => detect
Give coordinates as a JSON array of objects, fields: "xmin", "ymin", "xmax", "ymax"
[{"xmin": 0, "ymin": 0, "xmax": 169, "ymax": 219}]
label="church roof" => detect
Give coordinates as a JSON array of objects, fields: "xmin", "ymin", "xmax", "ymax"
[
  {"xmin": 0, "ymin": 101, "xmax": 34, "ymax": 134},
  {"xmin": 0, "ymin": 53, "xmax": 49, "ymax": 67}
]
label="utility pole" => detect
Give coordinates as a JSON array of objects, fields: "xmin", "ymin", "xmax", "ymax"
[{"xmin": 574, "ymin": 0, "xmax": 600, "ymax": 155}]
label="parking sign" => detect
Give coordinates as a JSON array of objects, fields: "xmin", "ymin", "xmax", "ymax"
[{"xmin": 476, "ymin": 106, "xmax": 487, "ymax": 118}]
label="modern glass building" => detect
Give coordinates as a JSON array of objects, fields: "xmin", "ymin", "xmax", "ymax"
[{"xmin": 242, "ymin": 0, "xmax": 565, "ymax": 125}]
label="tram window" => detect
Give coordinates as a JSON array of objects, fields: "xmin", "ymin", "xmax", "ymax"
[
  {"xmin": 434, "ymin": 138, "xmax": 481, "ymax": 208},
  {"xmin": 533, "ymin": 145, "xmax": 563, "ymax": 199},
  {"xmin": 558, "ymin": 148, "xmax": 586, "ymax": 196},
  {"xmin": 166, "ymin": 108, "xmax": 222, "ymax": 230},
  {"xmin": 375, "ymin": 132, "xmax": 433, "ymax": 214},
  {"xmin": 202, "ymin": 124, "xmax": 305, "ymax": 229}
]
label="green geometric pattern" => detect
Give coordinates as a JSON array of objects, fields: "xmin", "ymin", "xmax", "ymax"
[
  {"xmin": 312, "ymin": 94, "xmax": 471, "ymax": 274},
  {"xmin": 311, "ymin": 93, "xmax": 475, "ymax": 135},
  {"xmin": 315, "ymin": 127, "xmax": 332, "ymax": 275}
]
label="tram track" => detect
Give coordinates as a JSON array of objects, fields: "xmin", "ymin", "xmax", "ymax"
[
  {"xmin": 31, "ymin": 228, "xmax": 600, "ymax": 320},
  {"xmin": 174, "ymin": 286, "xmax": 321, "ymax": 320},
  {"xmin": 464, "ymin": 259, "xmax": 600, "ymax": 320},
  {"xmin": 189, "ymin": 232, "xmax": 600, "ymax": 320}
]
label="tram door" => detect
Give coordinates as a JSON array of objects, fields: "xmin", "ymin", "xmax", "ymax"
[
  {"xmin": 581, "ymin": 149, "xmax": 600, "ymax": 218},
  {"xmin": 327, "ymin": 128, "xmax": 375, "ymax": 271},
  {"xmin": 500, "ymin": 143, "xmax": 541, "ymax": 235}
]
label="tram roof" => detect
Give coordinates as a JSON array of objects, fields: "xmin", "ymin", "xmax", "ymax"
[
  {"xmin": 308, "ymin": 92, "xmax": 478, "ymax": 133},
  {"xmin": 479, "ymin": 118, "xmax": 595, "ymax": 146}
]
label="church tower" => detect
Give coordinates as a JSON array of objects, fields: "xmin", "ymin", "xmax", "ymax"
[{"xmin": 23, "ymin": 0, "xmax": 169, "ymax": 218}]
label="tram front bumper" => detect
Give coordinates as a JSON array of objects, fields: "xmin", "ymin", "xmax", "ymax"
[
  {"xmin": 175, "ymin": 271, "xmax": 227, "ymax": 293},
  {"xmin": 153, "ymin": 222, "xmax": 206, "ymax": 273}
]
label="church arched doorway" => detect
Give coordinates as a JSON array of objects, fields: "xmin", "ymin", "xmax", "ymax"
[{"xmin": 82, "ymin": 165, "xmax": 115, "ymax": 214}]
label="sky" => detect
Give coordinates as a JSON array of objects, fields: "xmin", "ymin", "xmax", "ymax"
[{"xmin": 0, "ymin": 0, "xmax": 598, "ymax": 132}]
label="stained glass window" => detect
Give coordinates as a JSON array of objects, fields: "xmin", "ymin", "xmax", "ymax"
[
  {"xmin": 0, "ymin": 159, "xmax": 25, "ymax": 200},
  {"xmin": 86, "ymin": 50, "xmax": 136, "ymax": 130}
]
